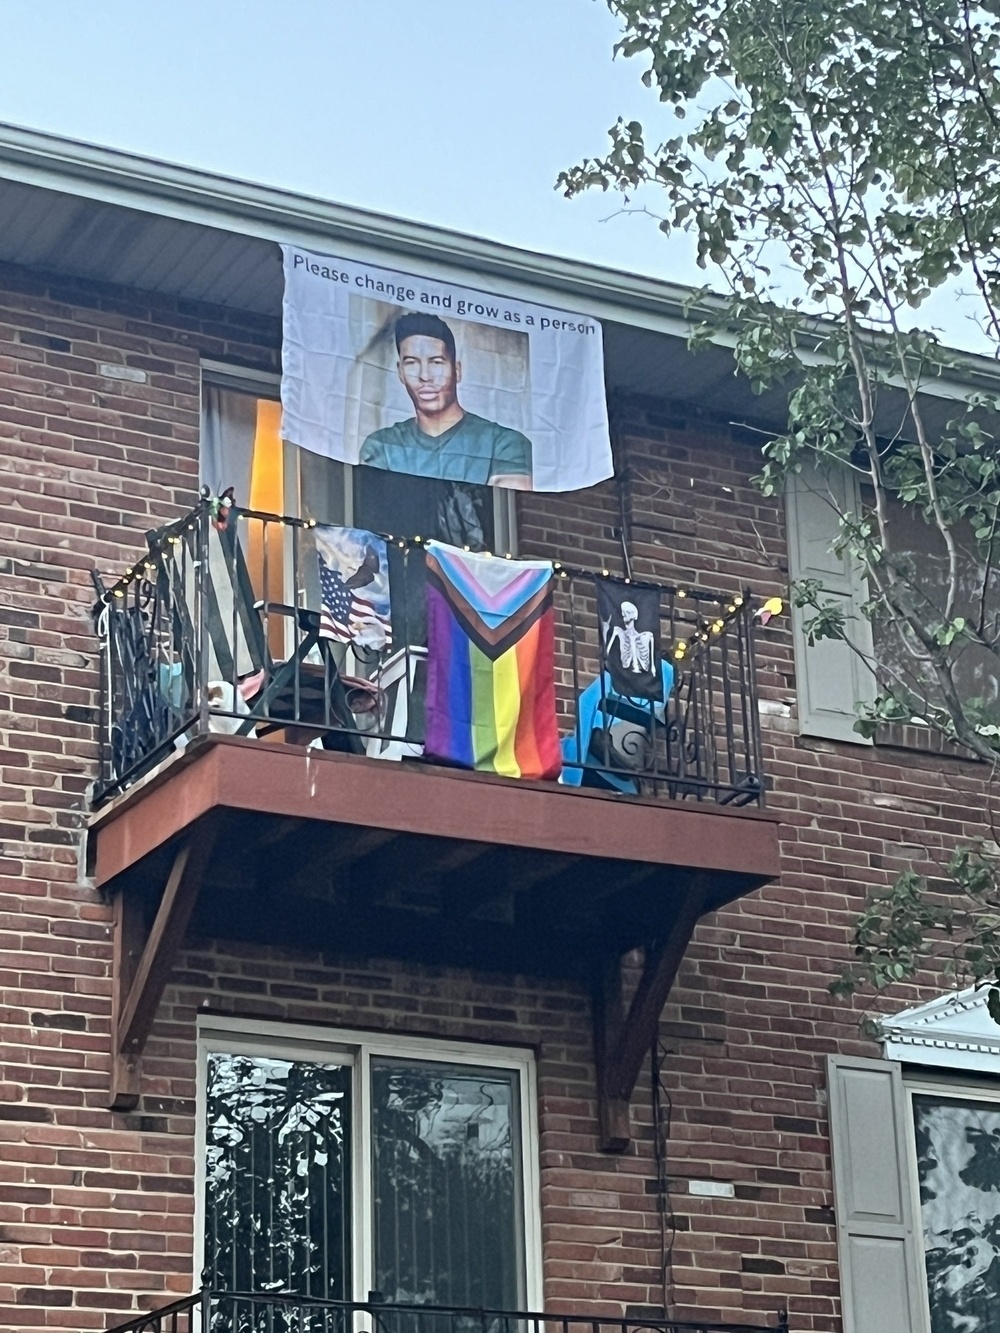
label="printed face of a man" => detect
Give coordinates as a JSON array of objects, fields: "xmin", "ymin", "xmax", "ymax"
[{"xmin": 397, "ymin": 334, "xmax": 461, "ymax": 416}]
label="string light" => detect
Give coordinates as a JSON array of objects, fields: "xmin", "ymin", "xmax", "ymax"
[{"xmin": 104, "ymin": 496, "xmax": 761, "ymax": 651}]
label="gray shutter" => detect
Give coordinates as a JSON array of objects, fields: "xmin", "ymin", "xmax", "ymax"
[
  {"xmin": 826, "ymin": 1055, "xmax": 923, "ymax": 1333},
  {"xmin": 785, "ymin": 464, "xmax": 876, "ymax": 742}
]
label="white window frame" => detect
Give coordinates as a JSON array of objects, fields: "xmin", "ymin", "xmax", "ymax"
[
  {"xmin": 200, "ymin": 361, "xmax": 519, "ymax": 554},
  {"xmin": 902, "ymin": 1072, "xmax": 1000, "ymax": 1333},
  {"xmin": 194, "ymin": 1014, "xmax": 543, "ymax": 1310}
]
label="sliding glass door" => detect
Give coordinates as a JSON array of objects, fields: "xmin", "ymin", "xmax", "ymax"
[
  {"xmin": 371, "ymin": 1059, "xmax": 524, "ymax": 1310},
  {"xmin": 201, "ymin": 1031, "xmax": 535, "ymax": 1321},
  {"xmin": 204, "ymin": 1053, "xmax": 352, "ymax": 1300}
]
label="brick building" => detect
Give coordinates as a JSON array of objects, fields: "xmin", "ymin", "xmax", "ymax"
[{"xmin": 0, "ymin": 124, "xmax": 995, "ymax": 1333}]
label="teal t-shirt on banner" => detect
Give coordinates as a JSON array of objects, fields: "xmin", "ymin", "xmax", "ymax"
[{"xmin": 359, "ymin": 411, "xmax": 531, "ymax": 485}]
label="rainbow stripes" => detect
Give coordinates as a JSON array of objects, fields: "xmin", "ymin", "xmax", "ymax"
[{"xmin": 424, "ymin": 542, "xmax": 561, "ymax": 781}]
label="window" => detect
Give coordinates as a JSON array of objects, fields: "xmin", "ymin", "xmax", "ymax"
[
  {"xmin": 829, "ymin": 1003, "xmax": 1000, "ymax": 1333},
  {"xmin": 786, "ymin": 461, "xmax": 1000, "ymax": 745},
  {"xmin": 200, "ymin": 363, "xmax": 516, "ymax": 554},
  {"xmin": 195, "ymin": 1019, "xmax": 541, "ymax": 1311},
  {"xmin": 868, "ymin": 502, "xmax": 1000, "ymax": 728},
  {"xmin": 907, "ymin": 1081, "xmax": 1000, "ymax": 1333}
]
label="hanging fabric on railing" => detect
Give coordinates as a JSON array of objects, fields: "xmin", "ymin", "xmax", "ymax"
[
  {"xmin": 314, "ymin": 525, "xmax": 392, "ymax": 651},
  {"xmin": 424, "ymin": 541, "xmax": 560, "ymax": 780},
  {"xmin": 595, "ymin": 576, "xmax": 663, "ymax": 701}
]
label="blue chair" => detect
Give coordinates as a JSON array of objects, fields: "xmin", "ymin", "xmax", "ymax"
[{"xmin": 560, "ymin": 660, "xmax": 675, "ymax": 792}]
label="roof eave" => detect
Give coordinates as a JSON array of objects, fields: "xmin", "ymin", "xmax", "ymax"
[
  {"xmin": 0, "ymin": 120, "xmax": 704, "ymax": 330},
  {"xmin": 1, "ymin": 120, "xmax": 999, "ymax": 398}
]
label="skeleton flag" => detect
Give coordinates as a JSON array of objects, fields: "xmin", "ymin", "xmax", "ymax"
[{"xmin": 595, "ymin": 577, "xmax": 662, "ymax": 701}]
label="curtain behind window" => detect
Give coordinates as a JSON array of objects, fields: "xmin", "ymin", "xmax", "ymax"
[{"xmin": 201, "ymin": 383, "xmax": 256, "ymax": 501}]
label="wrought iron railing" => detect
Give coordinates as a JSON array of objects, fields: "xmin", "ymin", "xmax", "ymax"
[
  {"xmin": 91, "ymin": 501, "xmax": 765, "ymax": 807},
  {"xmin": 102, "ymin": 1290, "xmax": 789, "ymax": 1333}
]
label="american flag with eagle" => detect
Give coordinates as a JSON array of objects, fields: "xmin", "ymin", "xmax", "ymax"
[{"xmin": 313, "ymin": 525, "xmax": 392, "ymax": 652}]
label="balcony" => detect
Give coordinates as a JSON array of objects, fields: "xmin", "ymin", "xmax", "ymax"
[
  {"xmin": 87, "ymin": 502, "xmax": 780, "ymax": 1143},
  {"xmin": 103, "ymin": 1290, "xmax": 790, "ymax": 1333},
  {"xmin": 92, "ymin": 502, "xmax": 769, "ymax": 808}
]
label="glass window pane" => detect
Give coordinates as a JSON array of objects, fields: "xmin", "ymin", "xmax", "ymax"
[
  {"xmin": 913, "ymin": 1092, "xmax": 1000, "ymax": 1331},
  {"xmin": 353, "ymin": 466, "xmax": 495, "ymax": 551},
  {"xmin": 204, "ymin": 1053, "xmax": 352, "ymax": 1300},
  {"xmin": 371, "ymin": 1059, "xmax": 525, "ymax": 1310},
  {"xmin": 201, "ymin": 383, "xmax": 347, "ymax": 528},
  {"xmin": 296, "ymin": 443, "xmax": 347, "ymax": 527}
]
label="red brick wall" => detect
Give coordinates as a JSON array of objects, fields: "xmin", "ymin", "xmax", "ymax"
[{"xmin": 0, "ymin": 261, "xmax": 991, "ymax": 1333}]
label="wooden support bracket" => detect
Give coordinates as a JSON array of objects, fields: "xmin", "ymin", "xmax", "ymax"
[
  {"xmin": 109, "ymin": 825, "xmax": 216, "ymax": 1111},
  {"xmin": 593, "ymin": 880, "xmax": 707, "ymax": 1152}
]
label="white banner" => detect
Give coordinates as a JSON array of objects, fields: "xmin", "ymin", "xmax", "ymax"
[{"xmin": 280, "ymin": 245, "xmax": 613, "ymax": 493}]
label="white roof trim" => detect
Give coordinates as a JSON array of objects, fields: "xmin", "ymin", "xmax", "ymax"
[
  {"xmin": 880, "ymin": 985, "xmax": 1000, "ymax": 1073},
  {"xmin": 1, "ymin": 121, "xmax": 999, "ymax": 401},
  {"xmin": 0, "ymin": 121, "xmax": 698, "ymax": 336}
]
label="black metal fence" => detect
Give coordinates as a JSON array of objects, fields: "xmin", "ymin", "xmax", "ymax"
[
  {"xmin": 91, "ymin": 501, "xmax": 764, "ymax": 808},
  {"xmin": 103, "ymin": 1290, "xmax": 789, "ymax": 1333}
]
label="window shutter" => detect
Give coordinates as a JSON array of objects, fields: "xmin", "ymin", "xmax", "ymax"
[
  {"xmin": 785, "ymin": 464, "xmax": 875, "ymax": 742},
  {"xmin": 826, "ymin": 1055, "xmax": 922, "ymax": 1333}
]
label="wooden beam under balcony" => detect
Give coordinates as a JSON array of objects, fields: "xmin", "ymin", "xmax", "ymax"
[
  {"xmin": 593, "ymin": 881, "xmax": 706, "ymax": 1151},
  {"xmin": 108, "ymin": 820, "xmax": 217, "ymax": 1110}
]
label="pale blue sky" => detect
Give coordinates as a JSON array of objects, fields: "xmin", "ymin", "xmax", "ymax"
[
  {"xmin": 0, "ymin": 0, "xmax": 990, "ymax": 353},
  {"xmin": 0, "ymin": 1, "xmax": 697, "ymax": 276}
]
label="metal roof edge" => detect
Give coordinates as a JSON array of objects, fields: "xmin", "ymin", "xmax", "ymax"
[
  {"xmin": 0, "ymin": 120, "xmax": 708, "ymax": 329},
  {"xmin": 2, "ymin": 121, "xmax": 1000, "ymax": 394}
]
